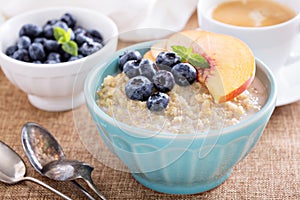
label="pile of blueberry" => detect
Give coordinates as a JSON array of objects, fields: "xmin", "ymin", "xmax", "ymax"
[
  {"xmin": 5, "ymin": 13, "xmax": 104, "ymax": 64},
  {"xmin": 119, "ymin": 50, "xmax": 197, "ymax": 112}
]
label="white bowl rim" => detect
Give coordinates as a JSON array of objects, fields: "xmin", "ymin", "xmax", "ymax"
[{"xmin": 84, "ymin": 41, "xmax": 278, "ymax": 140}]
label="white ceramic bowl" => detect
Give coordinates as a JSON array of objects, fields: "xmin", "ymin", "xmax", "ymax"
[{"xmin": 0, "ymin": 7, "xmax": 118, "ymax": 111}]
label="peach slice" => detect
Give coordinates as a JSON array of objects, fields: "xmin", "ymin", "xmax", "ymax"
[
  {"xmin": 166, "ymin": 30, "xmax": 203, "ymax": 52},
  {"xmin": 150, "ymin": 40, "xmax": 167, "ymax": 58},
  {"xmin": 192, "ymin": 31, "xmax": 255, "ymax": 103},
  {"xmin": 143, "ymin": 50, "xmax": 156, "ymax": 62},
  {"xmin": 157, "ymin": 30, "xmax": 255, "ymax": 103}
]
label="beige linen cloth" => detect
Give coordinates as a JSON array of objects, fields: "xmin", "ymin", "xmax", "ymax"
[{"xmin": 0, "ymin": 0, "xmax": 198, "ymax": 41}]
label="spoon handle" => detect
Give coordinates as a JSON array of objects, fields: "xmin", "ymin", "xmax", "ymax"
[
  {"xmin": 83, "ymin": 176, "xmax": 107, "ymax": 200},
  {"xmin": 22, "ymin": 176, "xmax": 72, "ymax": 200},
  {"xmin": 71, "ymin": 180, "xmax": 96, "ymax": 200}
]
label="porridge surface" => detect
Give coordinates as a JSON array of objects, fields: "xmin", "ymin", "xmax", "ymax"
[{"xmin": 97, "ymin": 72, "xmax": 266, "ymax": 134}]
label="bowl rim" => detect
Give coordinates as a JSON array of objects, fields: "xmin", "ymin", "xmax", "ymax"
[
  {"xmin": 0, "ymin": 6, "xmax": 118, "ymax": 69},
  {"xmin": 84, "ymin": 41, "xmax": 277, "ymax": 139}
]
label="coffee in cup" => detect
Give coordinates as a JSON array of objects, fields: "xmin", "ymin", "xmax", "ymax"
[{"xmin": 211, "ymin": 0, "xmax": 296, "ymax": 27}]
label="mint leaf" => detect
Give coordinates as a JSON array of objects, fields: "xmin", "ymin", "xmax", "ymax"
[
  {"xmin": 188, "ymin": 54, "xmax": 210, "ymax": 69},
  {"xmin": 186, "ymin": 47, "xmax": 193, "ymax": 55},
  {"xmin": 53, "ymin": 27, "xmax": 78, "ymax": 56},
  {"xmin": 62, "ymin": 41, "xmax": 78, "ymax": 56},
  {"xmin": 53, "ymin": 27, "xmax": 66, "ymax": 42},
  {"xmin": 171, "ymin": 45, "xmax": 188, "ymax": 61},
  {"xmin": 171, "ymin": 45, "xmax": 210, "ymax": 69}
]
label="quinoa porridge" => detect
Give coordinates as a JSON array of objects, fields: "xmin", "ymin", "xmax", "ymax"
[{"xmin": 97, "ymin": 72, "xmax": 266, "ymax": 134}]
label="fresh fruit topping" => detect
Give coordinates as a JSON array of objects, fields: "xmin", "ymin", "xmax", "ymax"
[
  {"xmin": 149, "ymin": 30, "xmax": 255, "ymax": 103},
  {"xmin": 156, "ymin": 52, "xmax": 181, "ymax": 71},
  {"xmin": 75, "ymin": 31, "xmax": 93, "ymax": 46},
  {"xmin": 118, "ymin": 50, "xmax": 142, "ymax": 71},
  {"xmin": 19, "ymin": 24, "xmax": 42, "ymax": 39},
  {"xmin": 79, "ymin": 41, "xmax": 103, "ymax": 56},
  {"xmin": 138, "ymin": 59, "xmax": 158, "ymax": 81},
  {"xmin": 68, "ymin": 55, "xmax": 84, "ymax": 61},
  {"xmin": 143, "ymin": 50, "xmax": 156, "ymax": 62},
  {"xmin": 125, "ymin": 76, "xmax": 154, "ymax": 101},
  {"xmin": 43, "ymin": 39, "xmax": 60, "ymax": 52},
  {"xmin": 12, "ymin": 49, "xmax": 31, "ymax": 62},
  {"xmin": 28, "ymin": 43, "xmax": 46, "ymax": 61},
  {"xmin": 6, "ymin": 13, "xmax": 104, "ymax": 63},
  {"xmin": 171, "ymin": 63, "xmax": 197, "ymax": 86},
  {"xmin": 87, "ymin": 29, "xmax": 103, "ymax": 44},
  {"xmin": 191, "ymin": 31, "xmax": 255, "ymax": 103},
  {"xmin": 47, "ymin": 52, "xmax": 61, "ymax": 63},
  {"xmin": 60, "ymin": 13, "xmax": 77, "ymax": 28},
  {"xmin": 166, "ymin": 30, "xmax": 201, "ymax": 52},
  {"xmin": 153, "ymin": 70, "xmax": 175, "ymax": 93},
  {"xmin": 171, "ymin": 46, "xmax": 210, "ymax": 69},
  {"xmin": 123, "ymin": 60, "xmax": 141, "ymax": 78},
  {"xmin": 17, "ymin": 36, "xmax": 31, "ymax": 50},
  {"xmin": 5, "ymin": 45, "xmax": 18, "ymax": 56},
  {"xmin": 150, "ymin": 40, "xmax": 167, "ymax": 58},
  {"xmin": 146, "ymin": 92, "xmax": 170, "ymax": 112}
]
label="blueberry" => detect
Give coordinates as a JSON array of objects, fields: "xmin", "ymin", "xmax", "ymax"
[
  {"xmin": 69, "ymin": 54, "xmax": 84, "ymax": 61},
  {"xmin": 44, "ymin": 39, "xmax": 60, "ymax": 52},
  {"xmin": 19, "ymin": 24, "xmax": 42, "ymax": 38},
  {"xmin": 123, "ymin": 60, "xmax": 140, "ymax": 78},
  {"xmin": 73, "ymin": 26, "xmax": 86, "ymax": 35},
  {"xmin": 17, "ymin": 36, "xmax": 31, "ymax": 49},
  {"xmin": 156, "ymin": 52, "xmax": 181, "ymax": 71},
  {"xmin": 79, "ymin": 42, "xmax": 103, "ymax": 56},
  {"xmin": 28, "ymin": 43, "xmax": 46, "ymax": 61},
  {"xmin": 44, "ymin": 60, "xmax": 58, "ymax": 64},
  {"xmin": 43, "ymin": 21, "xmax": 69, "ymax": 39},
  {"xmin": 59, "ymin": 48, "xmax": 71, "ymax": 62},
  {"xmin": 12, "ymin": 49, "xmax": 31, "ymax": 62},
  {"xmin": 138, "ymin": 59, "xmax": 158, "ymax": 81},
  {"xmin": 75, "ymin": 32, "xmax": 93, "ymax": 46},
  {"xmin": 125, "ymin": 76, "xmax": 154, "ymax": 101},
  {"xmin": 47, "ymin": 52, "xmax": 61, "ymax": 63},
  {"xmin": 171, "ymin": 63, "xmax": 197, "ymax": 86},
  {"xmin": 60, "ymin": 13, "xmax": 77, "ymax": 28},
  {"xmin": 5, "ymin": 45, "xmax": 18, "ymax": 56},
  {"xmin": 53, "ymin": 21, "xmax": 69, "ymax": 31},
  {"xmin": 42, "ymin": 24, "xmax": 54, "ymax": 39},
  {"xmin": 45, "ymin": 19, "xmax": 58, "ymax": 26},
  {"xmin": 34, "ymin": 37, "xmax": 46, "ymax": 44},
  {"xmin": 118, "ymin": 50, "xmax": 142, "ymax": 71},
  {"xmin": 33, "ymin": 60, "xmax": 42, "ymax": 64},
  {"xmin": 87, "ymin": 29, "xmax": 103, "ymax": 43},
  {"xmin": 146, "ymin": 92, "xmax": 170, "ymax": 112},
  {"xmin": 153, "ymin": 70, "xmax": 175, "ymax": 92}
]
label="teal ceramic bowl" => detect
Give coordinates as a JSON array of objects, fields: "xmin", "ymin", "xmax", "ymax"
[{"xmin": 84, "ymin": 41, "xmax": 277, "ymax": 194}]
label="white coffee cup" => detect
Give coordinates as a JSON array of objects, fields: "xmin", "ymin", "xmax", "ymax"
[{"xmin": 197, "ymin": 0, "xmax": 300, "ymax": 106}]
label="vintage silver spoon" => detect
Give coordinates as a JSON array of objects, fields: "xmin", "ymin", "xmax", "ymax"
[
  {"xmin": 0, "ymin": 141, "xmax": 72, "ymax": 200},
  {"xmin": 42, "ymin": 159, "xmax": 107, "ymax": 200},
  {"xmin": 21, "ymin": 122, "xmax": 96, "ymax": 200}
]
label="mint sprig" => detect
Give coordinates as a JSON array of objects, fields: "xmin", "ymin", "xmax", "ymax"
[
  {"xmin": 172, "ymin": 45, "xmax": 210, "ymax": 69},
  {"xmin": 53, "ymin": 27, "xmax": 78, "ymax": 56}
]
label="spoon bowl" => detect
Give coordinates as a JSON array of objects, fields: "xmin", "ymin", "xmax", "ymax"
[
  {"xmin": 42, "ymin": 159, "xmax": 106, "ymax": 200},
  {"xmin": 0, "ymin": 141, "xmax": 71, "ymax": 200},
  {"xmin": 21, "ymin": 122, "xmax": 105, "ymax": 200},
  {"xmin": 21, "ymin": 122, "xmax": 65, "ymax": 173}
]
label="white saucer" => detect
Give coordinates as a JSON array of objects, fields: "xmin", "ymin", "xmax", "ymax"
[{"xmin": 275, "ymin": 35, "xmax": 300, "ymax": 106}]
